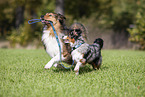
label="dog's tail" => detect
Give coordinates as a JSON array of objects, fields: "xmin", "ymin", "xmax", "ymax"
[
  {"xmin": 94, "ymin": 38, "xmax": 104, "ymax": 49},
  {"xmin": 70, "ymin": 22, "xmax": 88, "ymax": 42}
]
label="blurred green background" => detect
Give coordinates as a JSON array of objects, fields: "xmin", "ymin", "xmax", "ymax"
[{"xmin": 0, "ymin": 0, "xmax": 144, "ymax": 50}]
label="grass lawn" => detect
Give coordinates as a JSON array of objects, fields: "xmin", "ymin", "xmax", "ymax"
[{"xmin": 0, "ymin": 49, "xmax": 145, "ymax": 97}]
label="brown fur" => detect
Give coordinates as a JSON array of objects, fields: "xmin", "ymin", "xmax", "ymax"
[
  {"xmin": 43, "ymin": 13, "xmax": 72, "ymax": 64},
  {"xmin": 44, "ymin": 13, "xmax": 62, "ymax": 36},
  {"xmin": 63, "ymin": 36, "xmax": 75, "ymax": 44}
]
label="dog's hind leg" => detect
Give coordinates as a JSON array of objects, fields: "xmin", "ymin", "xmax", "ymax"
[
  {"xmin": 91, "ymin": 56, "xmax": 102, "ymax": 70},
  {"xmin": 91, "ymin": 62, "xmax": 97, "ymax": 70},
  {"xmin": 44, "ymin": 54, "xmax": 65, "ymax": 69},
  {"xmin": 74, "ymin": 62, "xmax": 82, "ymax": 75},
  {"xmin": 97, "ymin": 56, "xmax": 102, "ymax": 69}
]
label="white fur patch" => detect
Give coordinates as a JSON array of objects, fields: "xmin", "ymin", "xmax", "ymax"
[
  {"xmin": 71, "ymin": 50, "xmax": 83, "ymax": 62},
  {"xmin": 42, "ymin": 30, "xmax": 62, "ymax": 58}
]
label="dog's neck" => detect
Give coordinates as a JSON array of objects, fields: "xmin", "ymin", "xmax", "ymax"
[
  {"xmin": 43, "ymin": 23, "xmax": 62, "ymax": 36},
  {"xmin": 41, "ymin": 22, "xmax": 66, "ymax": 57},
  {"xmin": 70, "ymin": 36, "xmax": 85, "ymax": 48}
]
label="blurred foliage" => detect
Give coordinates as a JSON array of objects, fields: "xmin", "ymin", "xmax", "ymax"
[
  {"xmin": 65, "ymin": 0, "xmax": 144, "ymax": 31},
  {"xmin": 127, "ymin": 12, "xmax": 145, "ymax": 50},
  {"xmin": 0, "ymin": 0, "xmax": 54, "ymax": 46},
  {"xmin": 0, "ymin": 0, "xmax": 145, "ymax": 49},
  {"xmin": 7, "ymin": 21, "xmax": 42, "ymax": 47}
]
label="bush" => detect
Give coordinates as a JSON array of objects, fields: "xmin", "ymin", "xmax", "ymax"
[
  {"xmin": 7, "ymin": 21, "xmax": 42, "ymax": 47},
  {"xmin": 127, "ymin": 12, "xmax": 145, "ymax": 50}
]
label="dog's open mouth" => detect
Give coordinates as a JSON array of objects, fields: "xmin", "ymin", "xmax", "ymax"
[
  {"xmin": 64, "ymin": 39, "xmax": 70, "ymax": 43},
  {"xmin": 40, "ymin": 15, "xmax": 54, "ymax": 25},
  {"xmin": 62, "ymin": 36, "xmax": 70, "ymax": 43},
  {"xmin": 41, "ymin": 19, "xmax": 53, "ymax": 24}
]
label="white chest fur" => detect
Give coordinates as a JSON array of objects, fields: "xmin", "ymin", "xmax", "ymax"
[
  {"xmin": 71, "ymin": 50, "xmax": 83, "ymax": 62},
  {"xmin": 42, "ymin": 30, "xmax": 62, "ymax": 58}
]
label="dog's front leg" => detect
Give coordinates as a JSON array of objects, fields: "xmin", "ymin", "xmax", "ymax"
[
  {"xmin": 44, "ymin": 54, "xmax": 65, "ymax": 69},
  {"xmin": 97, "ymin": 56, "xmax": 102, "ymax": 69},
  {"xmin": 74, "ymin": 62, "xmax": 82, "ymax": 75}
]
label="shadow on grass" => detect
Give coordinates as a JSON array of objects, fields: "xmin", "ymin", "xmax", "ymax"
[
  {"xmin": 79, "ymin": 65, "xmax": 109, "ymax": 74},
  {"xmin": 53, "ymin": 66, "xmax": 92, "ymax": 73},
  {"xmin": 53, "ymin": 68, "xmax": 73, "ymax": 73},
  {"xmin": 52, "ymin": 66, "xmax": 106, "ymax": 75},
  {"xmin": 47, "ymin": 64, "xmax": 109, "ymax": 75},
  {"xmin": 100, "ymin": 66, "xmax": 109, "ymax": 70},
  {"xmin": 79, "ymin": 66, "xmax": 94, "ymax": 74}
]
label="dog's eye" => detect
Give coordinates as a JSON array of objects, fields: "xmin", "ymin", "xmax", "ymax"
[
  {"xmin": 70, "ymin": 29, "xmax": 81, "ymax": 32},
  {"xmin": 70, "ymin": 32, "xmax": 73, "ymax": 35},
  {"xmin": 70, "ymin": 30, "xmax": 74, "ymax": 32},
  {"xmin": 75, "ymin": 29, "xmax": 80, "ymax": 32}
]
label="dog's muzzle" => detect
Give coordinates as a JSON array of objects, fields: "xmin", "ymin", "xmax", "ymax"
[
  {"xmin": 40, "ymin": 15, "xmax": 53, "ymax": 24},
  {"xmin": 41, "ymin": 15, "xmax": 44, "ymax": 19}
]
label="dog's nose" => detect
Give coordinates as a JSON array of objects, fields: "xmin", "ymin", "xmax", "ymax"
[
  {"xmin": 62, "ymin": 36, "xmax": 68, "ymax": 39},
  {"xmin": 41, "ymin": 15, "xmax": 44, "ymax": 19}
]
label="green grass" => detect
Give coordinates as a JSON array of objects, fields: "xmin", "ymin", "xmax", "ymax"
[{"xmin": 0, "ymin": 49, "xmax": 145, "ymax": 97}]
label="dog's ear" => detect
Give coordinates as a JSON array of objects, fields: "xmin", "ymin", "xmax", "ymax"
[
  {"xmin": 56, "ymin": 13, "xmax": 66, "ymax": 25},
  {"xmin": 94, "ymin": 38, "xmax": 104, "ymax": 49},
  {"xmin": 57, "ymin": 13, "xmax": 66, "ymax": 20}
]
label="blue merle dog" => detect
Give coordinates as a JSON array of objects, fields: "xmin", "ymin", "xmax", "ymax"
[{"xmin": 63, "ymin": 26, "xmax": 104, "ymax": 75}]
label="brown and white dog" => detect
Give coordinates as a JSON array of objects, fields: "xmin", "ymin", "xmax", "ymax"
[
  {"xmin": 40, "ymin": 13, "xmax": 72, "ymax": 69},
  {"xmin": 63, "ymin": 28, "xmax": 103, "ymax": 75}
]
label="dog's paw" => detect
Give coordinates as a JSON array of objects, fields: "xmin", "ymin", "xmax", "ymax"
[
  {"xmin": 74, "ymin": 69, "xmax": 79, "ymax": 75},
  {"xmin": 44, "ymin": 63, "xmax": 53, "ymax": 69},
  {"xmin": 53, "ymin": 63, "xmax": 58, "ymax": 67},
  {"xmin": 75, "ymin": 72, "xmax": 79, "ymax": 75}
]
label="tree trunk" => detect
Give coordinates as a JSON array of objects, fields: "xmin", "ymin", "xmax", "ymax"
[
  {"xmin": 55, "ymin": 0, "xmax": 64, "ymax": 15},
  {"xmin": 15, "ymin": 6, "xmax": 25, "ymax": 29}
]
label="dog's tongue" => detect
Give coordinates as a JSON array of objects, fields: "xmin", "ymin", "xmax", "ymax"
[
  {"xmin": 41, "ymin": 20, "xmax": 51, "ymax": 24},
  {"xmin": 41, "ymin": 20, "xmax": 45, "ymax": 23},
  {"xmin": 45, "ymin": 21, "xmax": 50, "ymax": 24},
  {"xmin": 64, "ymin": 39, "xmax": 70, "ymax": 43}
]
